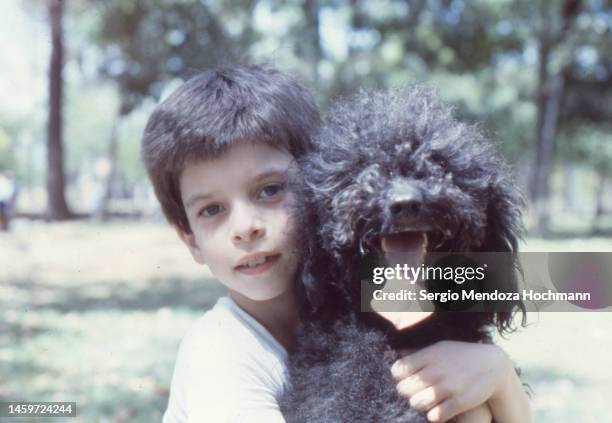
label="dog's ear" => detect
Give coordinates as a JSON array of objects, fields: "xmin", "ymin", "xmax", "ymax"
[
  {"xmin": 480, "ymin": 180, "xmax": 524, "ymax": 253},
  {"xmin": 480, "ymin": 179, "xmax": 527, "ymax": 334},
  {"xmin": 293, "ymin": 186, "xmax": 346, "ymax": 319},
  {"xmin": 298, "ymin": 233, "xmax": 352, "ymax": 320}
]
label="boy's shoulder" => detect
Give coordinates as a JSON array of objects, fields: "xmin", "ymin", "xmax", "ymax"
[
  {"xmin": 179, "ymin": 296, "xmax": 287, "ymax": 367},
  {"xmin": 164, "ymin": 297, "xmax": 289, "ymax": 423}
]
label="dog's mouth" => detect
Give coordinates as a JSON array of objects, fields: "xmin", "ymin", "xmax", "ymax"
[
  {"xmin": 380, "ymin": 230, "xmax": 428, "ymax": 254},
  {"xmin": 374, "ymin": 230, "xmax": 434, "ymax": 331},
  {"xmin": 379, "ymin": 228, "xmax": 428, "ymax": 254}
]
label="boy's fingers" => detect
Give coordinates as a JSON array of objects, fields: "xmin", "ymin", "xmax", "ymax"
[
  {"xmin": 408, "ymin": 385, "xmax": 449, "ymax": 412},
  {"xmin": 426, "ymin": 389, "xmax": 478, "ymax": 423},
  {"xmin": 400, "ymin": 342, "xmax": 441, "ymax": 368},
  {"xmin": 391, "ymin": 353, "xmax": 426, "ymax": 380},
  {"xmin": 427, "ymin": 399, "xmax": 460, "ymax": 423},
  {"xmin": 396, "ymin": 376, "xmax": 427, "ymax": 399},
  {"xmin": 395, "ymin": 368, "xmax": 439, "ymax": 399}
]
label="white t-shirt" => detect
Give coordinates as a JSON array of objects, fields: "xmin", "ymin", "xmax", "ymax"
[{"xmin": 162, "ymin": 296, "xmax": 288, "ymax": 423}]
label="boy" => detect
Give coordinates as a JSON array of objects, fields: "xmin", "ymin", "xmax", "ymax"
[{"xmin": 141, "ymin": 64, "xmax": 530, "ymax": 422}]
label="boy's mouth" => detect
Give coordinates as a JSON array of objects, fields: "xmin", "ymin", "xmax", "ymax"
[{"xmin": 235, "ymin": 253, "xmax": 280, "ymax": 275}]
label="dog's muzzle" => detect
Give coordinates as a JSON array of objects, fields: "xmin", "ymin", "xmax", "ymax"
[
  {"xmin": 386, "ymin": 178, "xmax": 430, "ymax": 229},
  {"xmin": 389, "ymin": 181, "xmax": 423, "ymax": 218}
]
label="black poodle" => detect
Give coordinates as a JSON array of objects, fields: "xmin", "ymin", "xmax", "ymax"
[{"xmin": 280, "ymin": 86, "xmax": 526, "ymax": 423}]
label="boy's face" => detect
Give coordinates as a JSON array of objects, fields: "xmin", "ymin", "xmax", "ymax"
[{"xmin": 177, "ymin": 142, "xmax": 299, "ymax": 302}]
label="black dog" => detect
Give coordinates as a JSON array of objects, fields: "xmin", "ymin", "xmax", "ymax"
[{"xmin": 281, "ymin": 86, "xmax": 525, "ymax": 422}]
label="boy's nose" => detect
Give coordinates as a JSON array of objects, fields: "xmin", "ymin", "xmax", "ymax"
[
  {"xmin": 232, "ymin": 224, "xmax": 265, "ymax": 243},
  {"xmin": 230, "ymin": 206, "xmax": 266, "ymax": 244}
]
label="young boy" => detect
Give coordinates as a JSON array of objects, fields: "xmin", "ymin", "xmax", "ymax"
[{"xmin": 141, "ymin": 64, "xmax": 530, "ymax": 423}]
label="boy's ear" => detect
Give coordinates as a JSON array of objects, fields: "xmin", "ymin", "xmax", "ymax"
[{"xmin": 175, "ymin": 226, "xmax": 206, "ymax": 265}]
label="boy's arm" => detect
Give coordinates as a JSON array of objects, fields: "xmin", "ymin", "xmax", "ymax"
[
  {"xmin": 487, "ymin": 360, "xmax": 532, "ymax": 423},
  {"xmin": 392, "ymin": 341, "xmax": 531, "ymax": 422}
]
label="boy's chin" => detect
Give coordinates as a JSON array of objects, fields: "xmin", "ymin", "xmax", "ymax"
[
  {"xmin": 230, "ymin": 284, "xmax": 292, "ymax": 303},
  {"xmin": 250, "ymin": 287, "xmax": 292, "ymax": 302}
]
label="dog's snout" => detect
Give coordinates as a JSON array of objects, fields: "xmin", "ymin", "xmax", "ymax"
[
  {"xmin": 389, "ymin": 184, "xmax": 423, "ymax": 217},
  {"xmin": 390, "ymin": 198, "xmax": 421, "ymax": 216}
]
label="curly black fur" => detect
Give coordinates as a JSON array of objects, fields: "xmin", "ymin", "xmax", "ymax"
[{"xmin": 280, "ymin": 86, "xmax": 526, "ymax": 423}]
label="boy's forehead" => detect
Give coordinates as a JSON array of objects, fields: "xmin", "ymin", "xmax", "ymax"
[
  {"xmin": 189, "ymin": 142, "xmax": 292, "ymax": 170},
  {"xmin": 179, "ymin": 142, "xmax": 293, "ymax": 194}
]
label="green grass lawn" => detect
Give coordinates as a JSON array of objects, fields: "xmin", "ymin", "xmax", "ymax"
[{"xmin": 1, "ymin": 220, "xmax": 611, "ymax": 422}]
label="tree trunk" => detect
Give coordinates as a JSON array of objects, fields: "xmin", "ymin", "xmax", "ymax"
[
  {"xmin": 562, "ymin": 162, "xmax": 577, "ymax": 212},
  {"xmin": 303, "ymin": 0, "xmax": 322, "ymax": 89},
  {"xmin": 530, "ymin": 17, "xmax": 551, "ymax": 204},
  {"xmin": 530, "ymin": 0, "xmax": 581, "ymax": 235},
  {"xmin": 532, "ymin": 71, "xmax": 566, "ymax": 233},
  {"xmin": 47, "ymin": 0, "xmax": 72, "ymax": 220},
  {"xmin": 594, "ymin": 167, "xmax": 607, "ymax": 215},
  {"xmin": 591, "ymin": 167, "xmax": 608, "ymax": 235},
  {"xmin": 97, "ymin": 114, "xmax": 120, "ymax": 220}
]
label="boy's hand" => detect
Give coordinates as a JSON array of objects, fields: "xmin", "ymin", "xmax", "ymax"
[
  {"xmin": 391, "ymin": 341, "xmax": 511, "ymax": 422},
  {"xmin": 454, "ymin": 403, "xmax": 492, "ymax": 423}
]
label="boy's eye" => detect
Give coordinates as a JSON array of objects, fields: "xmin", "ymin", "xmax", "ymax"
[
  {"xmin": 259, "ymin": 183, "xmax": 284, "ymax": 199},
  {"xmin": 200, "ymin": 204, "xmax": 224, "ymax": 217}
]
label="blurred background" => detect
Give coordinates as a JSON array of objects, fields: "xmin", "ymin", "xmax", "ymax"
[{"xmin": 0, "ymin": 0, "xmax": 610, "ymax": 421}]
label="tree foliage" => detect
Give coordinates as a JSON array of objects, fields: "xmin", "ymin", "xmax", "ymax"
[
  {"xmin": 92, "ymin": 0, "xmax": 257, "ymax": 114},
  {"xmin": 5, "ymin": 0, "xmax": 611, "ymax": 228}
]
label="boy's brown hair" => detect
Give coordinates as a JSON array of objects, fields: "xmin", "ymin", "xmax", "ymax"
[{"xmin": 141, "ymin": 64, "xmax": 321, "ymax": 234}]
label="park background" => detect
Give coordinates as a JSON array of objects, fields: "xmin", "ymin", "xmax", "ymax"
[{"xmin": 0, "ymin": 0, "xmax": 611, "ymax": 421}]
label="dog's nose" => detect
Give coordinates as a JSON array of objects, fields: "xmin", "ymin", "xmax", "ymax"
[{"xmin": 389, "ymin": 185, "xmax": 423, "ymax": 216}]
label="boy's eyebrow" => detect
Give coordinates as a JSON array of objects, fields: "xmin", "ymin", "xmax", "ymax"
[
  {"xmin": 252, "ymin": 169, "xmax": 288, "ymax": 182},
  {"xmin": 184, "ymin": 192, "xmax": 213, "ymax": 209}
]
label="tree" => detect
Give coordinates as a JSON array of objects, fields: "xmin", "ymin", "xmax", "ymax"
[
  {"xmin": 529, "ymin": 0, "xmax": 582, "ymax": 234},
  {"xmin": 47, "ymin": 0, "xmax": 73, "ymax": 220},
  {"xmin": 89, "ymin": 0, "xmax": 257, "ymax": 217}
]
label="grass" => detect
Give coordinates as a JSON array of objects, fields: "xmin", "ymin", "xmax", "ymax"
[
  {"xmin": 0, "ymin": 219, "xmax": 224, "ymax": 422},
  {"xmin": 0, "ymin": 308, "xmax": 193, "ymax": 422},
  {"xmin": 1, "ymin": 219, "xmax": 611, "ymax": 422}
]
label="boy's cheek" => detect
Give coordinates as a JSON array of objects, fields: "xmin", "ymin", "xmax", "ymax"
[
  {"xmin": 281, "ymin": 218, "xmax": 300, "ymax": 246},
  {"xmin": 278, "ymin": 201, "xmax": 298, "ymax": 236},
  {"xmin": 282, "ymin": 191, "xmax": 297, "ymax": 209},
  {"xmin": 192, "ymin": 247, "xmax": 207, "ymax": 265},
  {"xmin": 175, "ymin": 226, "xmax": 206, "ymax": 264}
]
